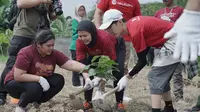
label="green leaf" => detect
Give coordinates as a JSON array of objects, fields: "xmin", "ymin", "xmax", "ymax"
[{"xmin": 88, "ymin": 69, "xmax": 97, "ymax": 77}]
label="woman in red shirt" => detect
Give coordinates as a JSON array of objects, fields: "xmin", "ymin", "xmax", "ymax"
[
  {"xmin": 4, "ymin": 29, "xmax": 92, "ymax": 112},
  {"xmin": 76, "ymin": 20, "xmax": 126, "ymax": 111}
]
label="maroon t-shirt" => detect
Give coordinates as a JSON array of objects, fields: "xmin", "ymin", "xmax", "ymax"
[
  {"xmin": 4, "ymin": 45, "xmax": 69, "ymax": 84},
  {"xmin": 76, "ymin": 30, "xmax": 117, "ymax": 61}
]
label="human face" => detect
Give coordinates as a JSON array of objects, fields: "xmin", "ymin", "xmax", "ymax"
[
  {"xmin": 78, "ymin": 6, "xmax": 86, "ymax": 17},
  {"xmin": 163, "ymin": 0, "xmax": 173, "ymax": 6},
  {"xmin": 37, "ymin": 39, "xmax": 55, "ymax": 56},
  {"xmin": 78, "ymin": 31, "xmax": 92, "ymax": 45},
  {"xmin": 106, "ymin": 20, "xmax": 124, "ymax": 37}
]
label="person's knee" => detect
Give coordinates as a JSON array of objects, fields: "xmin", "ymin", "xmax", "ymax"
[
  {"xmin": 26, "ymin": 83, "xmax": 43, "ymax": 99},
  {"xmin": 51, "ymin": 74, "xmax": 65, "ymax": 89}
]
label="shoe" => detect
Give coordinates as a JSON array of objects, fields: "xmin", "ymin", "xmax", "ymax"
[
  {"xmin": 83, "ymin": 102, "xmax": 93, "ymax": 111},
  {"xmin": 72, "ymin": 85, "xmax": 83, "ymax": 89},
  {"xmin": 15, "ymin": 106, "xmax": 27, "ymax": 112},
  {"xmin": 184, "ymin": 106, "xmax": 200, "ymax": 112},
  {"xmin": 33, "ymin": 102, "xmax": 41, "ymax": 108},
  {"xmin": 161, "ymin": 107, "xmax": 177, "ymax": 112},
  {"xmin": 123, "ymin": 95, "xmax": 132, "ymax": 102},
  {"xmin": 0, "ymin": 93, "xmax": 6, "ymax": 105},
  {"xmin": 116, "ymin": 103, "xmax": 126, "ymax": 112}
]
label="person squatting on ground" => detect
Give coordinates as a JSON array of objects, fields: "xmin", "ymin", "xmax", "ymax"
[
  {"xmin": 0, "ymin": 0, "xmax": 59, "ymax": 105},
  {"xmin": 4, "ymin": 29, "xmax": 93, "ymax": 112},
  {"xmin": 154, "ymin": 0, "xmax": 184, "ymax": 102},
  {"xmin": 99, "ymin": 9, "xmax": 188, "ymax": 112},
  {"xmin": 76, "ymin": 20, "xmax": 126, "ymax": 111},
  {"xmin": 70, "ymin": 4, "xmax": 88, "ymax": 88},
  {"xmin": 94, "ymin": 0, "xmax": 141, "ymax": 75}
]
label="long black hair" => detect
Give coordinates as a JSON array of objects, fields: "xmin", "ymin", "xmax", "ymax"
[
  {"xmin": 35, "ymin": 29, "xmax": 55, "ymax": 45},
  {"xmin": 77, "ymin": 20, "xmax": 97, "ymax": 48}
]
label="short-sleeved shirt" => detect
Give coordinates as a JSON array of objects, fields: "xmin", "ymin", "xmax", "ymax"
[
  {"xmin": 13, "ymin": 7, "xmax": 50, "ymax": 38},
  {"xmin": 4, "ymin": 45, "xmax": 69, "ymax": 84},
  {"xmin": 126, "ymin": 16, "xmax": 174, "ymax": 53},
  {"xmin": 76, "ymin": 30, "xmax": 117, "ymax": 61},
  {"xmin": 154, "ymin": 6, "xmax": 183, "ymax": 22},
  {"xmin": 97, "ymin": 0, "xmax": 141, "ymax": 41}
]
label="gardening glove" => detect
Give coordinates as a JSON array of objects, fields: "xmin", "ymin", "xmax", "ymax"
[
  {"xmin": 91, "ymin": 77, "xmax": 101, "ymax": 87},
  {"xmin": 38, "ymin": 77, "xmax": 50, "ymax": 92},
  {"xmin": 84, "ymin": 78, "xmax": 93, "ymax": 90},
  {"xmin": 164, "ymin": 9, "xmax": 200, "ymax": 63},
  {"xmin": 117, "ymin": 75, "xmax": 128, "ymax": 92}
]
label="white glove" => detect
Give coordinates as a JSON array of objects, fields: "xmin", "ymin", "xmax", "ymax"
[
  {"xmin": 117, "ymin": 75, "xmax": 128, "ymax": 92},
  {"xmin": 38, "ymin": 77, "xmax": 50, "ymax": 92},
  {"xmin": 164, "ymin": 9, "xmax": 200, "ymax": 63},
  {"xmin": 84, "ymin": 78, "xmax": 93, "ymax": 90},
  {"xmin": 91, "ymin": 77, "xmax": 102, "ymax": 87}
]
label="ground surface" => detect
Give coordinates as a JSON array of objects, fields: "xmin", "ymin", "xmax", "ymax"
[{"xmin": 0, "ymin": 62, "xmax": 200, "ymax": 112}]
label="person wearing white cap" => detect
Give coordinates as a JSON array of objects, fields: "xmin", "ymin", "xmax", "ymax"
[{"xmin": 99, "ymin": 9, "xmax": 180, "ymax": 112}]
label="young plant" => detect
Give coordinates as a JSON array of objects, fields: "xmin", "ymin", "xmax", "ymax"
[{"xmin": 80, "ymin": 55, "xmax": 119, "ymax": 81}]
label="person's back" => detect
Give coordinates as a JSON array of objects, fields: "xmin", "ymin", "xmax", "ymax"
[{"xmin": 127, "ymin": 16, "xmax": 173, "ymax": 52}]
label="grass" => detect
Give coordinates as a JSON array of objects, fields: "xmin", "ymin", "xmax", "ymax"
[{"xmin": 0, "ymin": 55, "xmax": 8, "ymax": 62}]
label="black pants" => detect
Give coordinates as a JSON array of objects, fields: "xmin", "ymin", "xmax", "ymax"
[
  {"xmin": 71, "ymin": 50, "xmax": 81, "ymax": 86},
  {"xmin": 84, "ymin": 37, "xmax": 126, "ymax": 103},
  {"xmin": 0, "ymin": 36, "xmax": 33, "ymax": 96},
  {"xmin": 5, "ymin": 73, "xmax": 64, "ymax": 107}
]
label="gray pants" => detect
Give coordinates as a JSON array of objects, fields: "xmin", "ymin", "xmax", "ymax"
[
  {"xmin": 172, "ymin": 63, "xmax": 183, "ymax": 101},
  {"xmin": 154, "ymin": 49, "xmax": 183, "ymax": 100}
]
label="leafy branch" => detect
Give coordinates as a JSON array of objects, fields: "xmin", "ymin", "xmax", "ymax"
[{"xmin": 80, "ymin": 55, "xmax": 119, "ymax": 81}]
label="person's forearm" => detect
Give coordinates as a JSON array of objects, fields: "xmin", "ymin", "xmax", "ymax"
[
  {"xmin": 14, "ymin": 73, "xmax": 40, "ymax": 82},
  {"xmin": 17, "ymin": 0, "xmax": 44, "ymax": 8},
  {"xmin": 185, "ymin": 0, "xmax": 200, "ymax": 11},
  {"xmin": 94, "ymin": 10, "xmax": 103, "ymax": 28},
  {"xmin": 61, "ymin": 60, "xmax": 87, "ymax": 73}
]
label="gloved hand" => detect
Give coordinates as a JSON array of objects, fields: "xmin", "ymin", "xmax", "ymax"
[
  {"xmin": 91, "ymin": 77, "xmax": 101, "ymax": 87},
  {"xmin": 164, "ymin": 9, "xmax": 200, "ymax": 63},
  {"xmin": 117, "ymin": 75, "xmax": 128, "ymax": 92},
  {"xmin": 84, "ymin": 78, "xmax": 93, "ymax": 90},
  {"xmin": 38, "ymin": 77, "xmax": 50, "ymax": 92}
]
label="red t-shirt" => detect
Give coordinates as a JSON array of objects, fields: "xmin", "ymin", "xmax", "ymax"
[
  {"xmin": 126, "ymin": 16, "xmax": 174, "ymax": 53},
  {"xmin": 97, "ymin": 0, "xmax": 141, "ymax": 41},
  {"xmin": 154, "ymin": 6, "xmax": 183, "ymax": 22},
  {"xmin": 76, "ymin": 30, "xmax": 117, "ymax": 61},
  {"xmin": 4, "ymin": 45, "xmax": 69, "ymax": 84}
]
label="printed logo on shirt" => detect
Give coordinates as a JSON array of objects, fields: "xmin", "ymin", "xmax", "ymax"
[
  {"xmin": 35, "ymin": 62, "xmax": 54, "ymax": 76},
  {"xmin": 160, "ymin": 13, "xmax": 176, "ymax": 19},
  {"xmin": 111, "ymin": 0, "xmax": 133, "ymax": 7},
  {"xmin": 131, "ymin": 16, "xmax": 140, "ymax": 22}
]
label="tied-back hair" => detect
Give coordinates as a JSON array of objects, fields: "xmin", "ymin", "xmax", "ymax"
[{"xmin": 35, "ymin": 29, "xmax": 55, "ymax": 45}]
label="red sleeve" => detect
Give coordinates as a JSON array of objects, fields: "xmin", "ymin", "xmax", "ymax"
[
  {"xmin": 102, "ymin": 35, "xmax": 117, "ymax": 60},
  {"xmin": 133, "ymin": 0, "xmax": 141, "ymax": 16},
  {"xmin": 15, "ymin": 49, "xmax": 32, "ymax": 71},
  {"xmin": 97, "ymin": 0, "xmax": 109, "ymax": 12},
  {"xmin": 54, "ymin": 50, "xmax": 69, "ymax": 67},
  {"xmin": 76, "ymin": 39, "xmax": 87, "ymax": 61}
]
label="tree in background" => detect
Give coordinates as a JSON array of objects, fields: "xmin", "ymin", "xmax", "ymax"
[{"xmin": 51, "ymin": 15, "xmax": 72, "ymax": 38}]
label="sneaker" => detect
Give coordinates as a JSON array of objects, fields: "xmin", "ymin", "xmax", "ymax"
[
  {"xmin": 15, "ymin": 106, "xmax": 27, "ymax": 112},
  {"xmin": 184, "ymin": 106, "xmax": 200, "ymax": 112},
  {"xmin": 83, "ymin": 102, "xmax": 93, "ymax": 111},
  {"xmin": 123, "ymin": 95, "xmax": 132, "ymax": 102},
  {"xmin": 72, "ymin": 85, "xmax": 83, "ymax": 89},
  {"xmin": 116, "ymin": 103, "xmax": 126, "ymax": 112},
  {"xmin": 161, "ymin": 107, "xmax": 177, "ymax": 112}
]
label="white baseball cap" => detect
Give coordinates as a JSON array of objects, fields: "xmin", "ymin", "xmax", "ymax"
[{"xmin": 99, "ymin": 9, "xmax": 123, "ymax": 30}]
